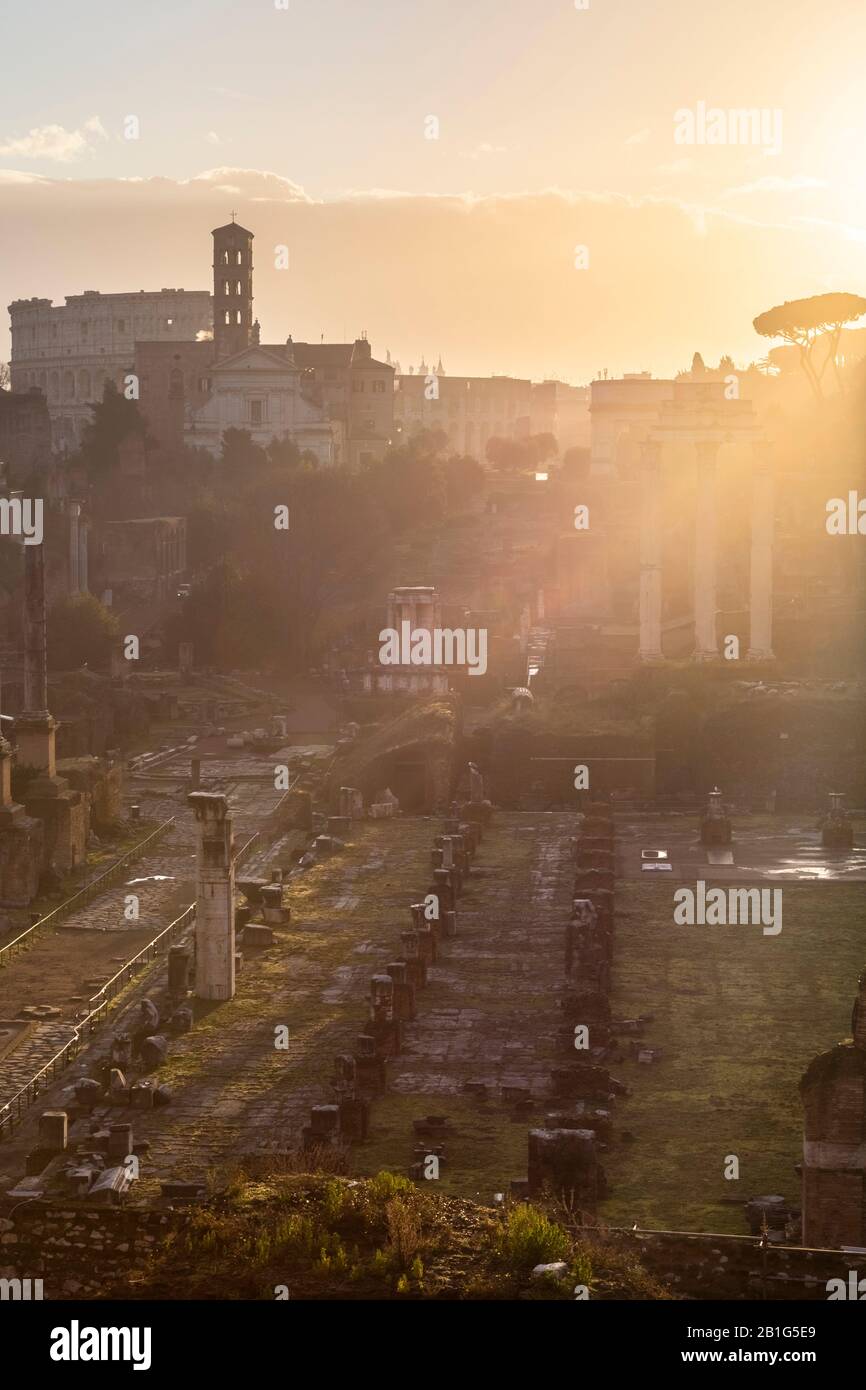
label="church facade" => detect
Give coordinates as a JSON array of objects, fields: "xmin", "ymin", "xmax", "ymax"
[{"xmin": 184, "ymin": 342, "xmax": 343, "ymax": 466}]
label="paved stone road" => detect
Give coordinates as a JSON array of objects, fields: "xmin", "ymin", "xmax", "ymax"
[{"xmin": 0, "ymin": 812, "xmax": 578, "ymax": 1200}]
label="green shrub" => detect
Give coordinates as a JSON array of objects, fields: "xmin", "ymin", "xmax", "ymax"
[{"xmin": 494, "ymin": 1204, "xmax": 572, "ymax": 1270}]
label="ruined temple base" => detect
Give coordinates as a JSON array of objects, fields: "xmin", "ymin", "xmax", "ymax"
[
  {"xmin": 25, "ymin": 777, "xmax": 88, "ymax": 876},
  {"xmin": 0, "ymin": 803, "xmax": 44, "ymax": 906}
]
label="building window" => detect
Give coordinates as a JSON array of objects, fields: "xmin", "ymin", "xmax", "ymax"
[
  {"xmin": 372, "ymin": 379, "xmax": 386, "ymax": 393},
  {"xmin": 236, "ymin": 250, "xmax": 243, "ymax": 265},
  {"xmin": 236, "ymin": 310, "xmax": 242, "ymax": 325},
  {"xmin": 352, "ymin": 379, "xmax": 365, "ymax": 393},
  {"xmin": 236, "ymin": 281, "xmax": 242, "ymax": 296},
  {"xmin": 250, "ymin": 399, "xmax": 263, "ymax": 426},
  {"xmin": 224, "ymin": 280, "xmax": 231, "ymax": 296},
  {"xmin": 225, "ymin": 311, "xmax": 231, "ymax": 325}
]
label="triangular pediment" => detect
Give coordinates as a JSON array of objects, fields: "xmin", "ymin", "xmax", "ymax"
[{"xmin": 213, "ymin": 346, "xmax": 297, "ymax": 374}]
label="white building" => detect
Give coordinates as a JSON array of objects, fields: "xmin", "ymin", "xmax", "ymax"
[
  {"xmin": 184, "ymin": 344, "xmax": 342, "ymax": 466},
  {"xmin": 8, "ymin": 288, "xmax": 212, "ymax": 448}
]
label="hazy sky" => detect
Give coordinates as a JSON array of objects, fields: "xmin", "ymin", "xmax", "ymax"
[{"xmin": 2, "ymin": 0, "xmax": 864, "ymax": 380}]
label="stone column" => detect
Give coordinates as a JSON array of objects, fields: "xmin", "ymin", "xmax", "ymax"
[
  {"xmin": 0, "ymin": 732, "xmax": 12, "ymax": 809},
  {"xmin": 746, "ymin": 443, "xmax": 775, "ymax": 661},
  {"xmin": 188, "ymin": 792, "xmax": 236, "ymax": 1001},
  {"xmin": 693, "ymin": 439, "xmax": 720, "ymax": 661},
  {"xmin": 469, "ymin": 764, "xmax": 484, "ymax": 805},
  {"xmin": 17, "ymin": 543, "xmax": 56, "ymax": 774},
  {"xmin": 0, "ymin": 673, "xmax": 12, "ymax": 810},
  {"xmin": 68, "ymin": 501, "xmax": 81, "ymax": 595},
  {"xmin": 519, "ymin": 604, "xmax": 531, "ymax": 654},
  {"xmin": 638, "ymin": 438, "xmax": 663, "ymax": 662},
  {"xmin": 78, "ymin": 519, "xmax": 89, "ymax": 595},
  {"xmin": 23, "ymin": 544, "xmax": 48, "ymax": 715}
]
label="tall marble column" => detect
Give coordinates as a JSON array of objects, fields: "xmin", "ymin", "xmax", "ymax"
[
  {"xmin": 188, "ymin": 791, "xmax": 236, "ymax": 1001},
  {"xmin": 638, "ymin": 438, "xmax": 663, "ymax": 662},
  {"xmin": 68, "ymin": 501, "xmax": 81, "ymax": 594},
  {"xmin": 693, "ymin": 439, "xmax": 720, "ymax": 661},
  {"xmin": 746, "ymin": 442, "xmax": 775, "ymax": 661},
  {"xmin": 17, "ymin": 543, "xmax": 56, "ymax": 774}
]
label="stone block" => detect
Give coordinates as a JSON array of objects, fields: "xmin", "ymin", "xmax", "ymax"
[
  {"xmin": 129, "ymin": 1083, "xmax": 155, "ymax": 1110},
  {"xmin": 527, "ymin": 1127, "xmax": 604, "ymax": 1202},
  {"xmin": 139, "ymin": 1034, "xmax": 168, "ymax": 1070},
  {"xmin": 107, "ymin": 1124, "xmax": 134, "ymax": 1160},
  {"xmin": 38, "ymin": 1111, "xmax": 68, "ymax": 1153},
  {"xmin": 242, "ymin": 923, "xmax": 275, "ymax": 947},
  {"xmin": 167, "ymin": 946, "xmax": 191, "ymax": 997}
]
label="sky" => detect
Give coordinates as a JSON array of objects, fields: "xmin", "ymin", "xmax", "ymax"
[{"xmin": 1, "ymin": 0, "xmax": 864, "ymax": 381}]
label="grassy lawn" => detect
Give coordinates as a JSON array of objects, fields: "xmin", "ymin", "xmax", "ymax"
[{"xmin": 602, "ymin": 880, "xmax": 866, "ymax": 1233}]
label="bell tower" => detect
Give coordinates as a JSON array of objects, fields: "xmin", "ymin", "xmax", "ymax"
[{"xmin": 212, "ymin": 219, "xmax": 254, "ymax": 361}]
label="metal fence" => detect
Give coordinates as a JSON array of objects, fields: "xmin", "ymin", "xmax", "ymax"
[
  {"xmin": 0, "ymin": 901, "xmax": 195, "ymax": 1142},
  {"xmin": 232, "ymin": 832, "xmax": 260, "ymax": 869},
  {"xmin": 0, "ymin": 817, "xmax": 176, "ymax": 969}
]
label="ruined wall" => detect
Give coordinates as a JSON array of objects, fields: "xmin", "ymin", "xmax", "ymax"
[
  {"xmin": 0, "ymin": 813, "xmax": 43, "ymax": 907},
  {"xmin": 609, "ymin": 1228, "xmax": 864, "ymax": 1302},
  {"xmin": 0, "ymin": 1201, "xmax": 183, "ymax": 1299},
  {"xmin": 2, "ymin": 1202, "xmax": 860, "ymax": 1302},
  {"xmin": 329, "ymin": 696, "xmax": 458, "ymax": 814},
  {"xmin": 56, "ymin": 757, "xmax": 124, "ymax": 831},
  {"xmin": 696, "ymin": 696, "xmax": 866, "ymax": 810},
  {"xmin": 489, "ymin": 727, "xmax": 655, "ymax": 807}
]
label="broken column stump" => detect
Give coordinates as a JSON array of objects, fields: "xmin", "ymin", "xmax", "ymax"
[
  {"xmin": 302, "ymin": 1104, "xmax": 341, "ymax": 1152},
  {"xmin": 368, "ymin": 974, "xmax": 402, "ymax": 1056},
  {"xmin": 353, "ymin": 1034, "xmax": 387, "ymax": 1093},
  {"xmin": 699, "ymin": 787, "xmax": 732, "ymax": 846},
  {"xmin": 527, "ymin": 1127, "xmax": 605, "ymax": 1204},
  {"xmin": 386, "ymin": 961, "xmax": 416, "ymax": 1021},
  {"xmin": 188, "ymin": 791, "xmax": 236, "ymax": 1002},
  {"xmin": 820, "ymin": 791, "xmax": 855, "ymax": 850},
  {"xmin": 332, "ymin": 1055, "xmax": 370, "ymax": 1139}
]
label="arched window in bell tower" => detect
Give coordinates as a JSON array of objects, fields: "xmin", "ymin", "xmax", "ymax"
[{"xmin": 213, "ymin": 221, "xmax": 254, "ymax": 360}]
